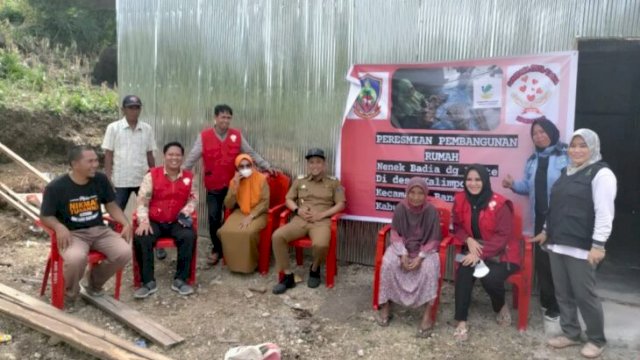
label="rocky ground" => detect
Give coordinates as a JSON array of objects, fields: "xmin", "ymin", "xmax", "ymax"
[{"xmin": 0, "ymin": 160, "xmax": 637, "ymax": 359}]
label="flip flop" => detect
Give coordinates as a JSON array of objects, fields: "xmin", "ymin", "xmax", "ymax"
[
  {"xmin": 375, "ymin": 313, "xmax": 393, "ymax": 327},
  {"xmin": 496, "ymin": 310, "xmax": 512, "ymax": 326},
  {"xmin": 207, "ymin": 252, "xmax": 220, "ymax": 266},
  {"xmin": 416, "ymin": 326, "xmax": 434, "ymax": 338},
  {"xmin": 453, "ymin": 326, "xmax": 469, "ymax": 341}
]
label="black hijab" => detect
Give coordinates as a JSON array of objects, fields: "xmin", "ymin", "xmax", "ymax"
[
  {"xmin": 464, "ymin": 164, "xmax": 493, "ymax": 210},
  {"xmin": 463, "ymin": 164, "xmax": 493, "ymax": 240},
  {"xmin": 531, "ymin": 117, "xmax": 560, "ymax": 152}
]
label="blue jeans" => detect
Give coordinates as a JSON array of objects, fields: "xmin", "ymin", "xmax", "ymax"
[{"xmin": 114, "ymin": 187, "xmax": 140, "ymax": 210}]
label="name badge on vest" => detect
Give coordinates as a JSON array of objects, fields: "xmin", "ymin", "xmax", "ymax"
[{"xmin": 230, "ymin": 134, "xmax": 237, "ymax": 142}]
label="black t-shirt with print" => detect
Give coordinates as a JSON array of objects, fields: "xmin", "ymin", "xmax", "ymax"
[{"xmin": 40, "ymin": 172, "xmax": 115, "ymax": 230}]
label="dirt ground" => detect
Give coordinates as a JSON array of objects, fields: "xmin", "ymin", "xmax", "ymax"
[{"xmin": 0, "ymin": 146, "xmax": 637, "ymax": 359}]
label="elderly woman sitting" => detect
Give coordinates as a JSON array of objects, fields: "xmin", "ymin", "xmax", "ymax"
[
  {"xmin": 377, "ymin": 177, "xmax": 441, "ymax": 337},
  {"xmin": 218, "ymin": 154, "xmax": 270, "ymax": 273}
]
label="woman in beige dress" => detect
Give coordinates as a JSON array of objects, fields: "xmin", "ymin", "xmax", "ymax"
[{"xmin": 218, "ymin": 154, "xmax": 270, "ymax": 273}]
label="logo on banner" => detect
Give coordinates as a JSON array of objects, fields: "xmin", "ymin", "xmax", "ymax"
[
  {"xmin": 473, "ymin": 76, "xmax": 502, "ymax": 109},
  {"xmin": 352, "ymin": 74, "xmax": 382, "ymax": 119},
  {"xmin": 506, "ymin": 64, "xmax": 560, "ymax": 124}
]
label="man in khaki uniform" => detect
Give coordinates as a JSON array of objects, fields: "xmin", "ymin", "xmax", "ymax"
[{"xmin": 272, "ymin": 148, "xmax": 346, "ymax": 294}]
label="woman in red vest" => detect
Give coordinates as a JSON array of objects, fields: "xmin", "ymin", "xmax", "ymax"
[
  {"xmin": 451, "ymin": 164, "xmax": 520, "ymax": 341},
  {"xmin": 218, "ymin": 154, "xmax": 270, "ymax": 273}
]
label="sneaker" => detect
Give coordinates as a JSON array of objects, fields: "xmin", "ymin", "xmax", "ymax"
[
  {"xmin": 544, "ymin": 309, "xmax": 560, "ymax": 321},
  {"xmin": 548, "ymin": 335, "xmax": 581, "ymax": 349},
  {"xmin": 171, "ymin": 279, "xmax": 194, "ymax": 296},
  {"xmin": 133, "ymin": 281, "xmax": 158, "ymax": 299},
  {"xmin": 272, "ymin": 273, "xmax": 296, "ymax": 295},
  {"xmin": 580, "ymin": 342, "xmax": 605, "ymax": 358},
  {"xmin": 156, "ymin": 248, "xmax": 167, "ymax": 260},
  {"xmin": 307, "ymin": 265, "xmax": 321, "ymax": 289}
]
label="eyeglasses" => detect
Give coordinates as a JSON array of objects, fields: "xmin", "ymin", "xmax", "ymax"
[
  {"xmin": 238, "ymin": 164, "xmax": 252, "ymax": 169},
  {"xmin": 125, "ymin": 105, "xmax": 141, "ymax": 110}
]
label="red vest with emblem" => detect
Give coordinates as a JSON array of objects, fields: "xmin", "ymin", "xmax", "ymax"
[
  {"xmin": 201, "ymin": 128, "xmax": 242, "ymax": 191},
  {"xmin": 452, "ymin": 191, "xmax": 520, "ymax": 266},
  {"xmin": 148, "ymin": 167, "xmax": 193, "ymax": 223}
]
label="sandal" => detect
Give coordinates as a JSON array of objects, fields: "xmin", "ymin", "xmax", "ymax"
[
  {"xmin": 453, "ymin": 326, "xmax": 469, "ymax": 341},
  {"xmin": 375, "ymin": 313, "xmax": 393, "ymax": 327},
  {"xmin": 416, "ymin": 326, "xmax": 434, "ymax": 338},
  {"xmin": 206, "ymin": 252, "xmax": 220, "ymax": 266},
  {"xmin": 496, "ymin": 310, "xmax": 512, "ymax": 326}
]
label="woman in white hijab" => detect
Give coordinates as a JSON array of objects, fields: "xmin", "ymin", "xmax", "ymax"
[{"xmin": 531, "ymin": 128, "xmax": 617, "ymax": 359}]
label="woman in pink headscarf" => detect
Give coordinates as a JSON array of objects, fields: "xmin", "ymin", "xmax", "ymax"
[{"xmin": 377, "ymin": 177, "xmax": 442, "ymax": 337}]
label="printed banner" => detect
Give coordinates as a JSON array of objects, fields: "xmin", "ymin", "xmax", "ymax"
[{"xmin": 338, "ymin": 51, "xmax": 578, "ymax": 231}]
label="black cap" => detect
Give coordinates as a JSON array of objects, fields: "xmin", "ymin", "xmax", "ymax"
[
  {"xmin": 122, "ymin": 95, "xmax": 142, "ymax": 107},
  {"xmin": 305, "ymin": 148, "xmax": 325, "ymax": 160}
]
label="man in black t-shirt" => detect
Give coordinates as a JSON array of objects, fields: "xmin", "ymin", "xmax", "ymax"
[{"xmin": 40, "ymin": 145, "xmax": 132, "ymax": 305}]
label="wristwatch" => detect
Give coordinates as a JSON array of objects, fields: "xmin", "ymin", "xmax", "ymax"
[{"xmin": 293, "ymin": 208, "xmax": 299, "ymax": 215}]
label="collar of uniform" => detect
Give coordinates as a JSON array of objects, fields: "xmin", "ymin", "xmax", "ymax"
[
  {"xmin": 119, "ymin": 117, "xmax": 142, "ymax": 131},
  {"xmin": 163, "ymin": 166, "xmax": 184, "ymax": 179},
  {"xmin": 307, "ymin": 174, "xmax": 328, "ymax": 182}
]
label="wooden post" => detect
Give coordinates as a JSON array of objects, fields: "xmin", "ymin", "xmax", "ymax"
[{"xmin": 0, "ymin": 142, "xmax": 51, "ymax": 184}]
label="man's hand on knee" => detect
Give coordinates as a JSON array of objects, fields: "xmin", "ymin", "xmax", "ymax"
[{"xmin": 55, "ymin": 225, "xmax": 72, "ymax": 251}]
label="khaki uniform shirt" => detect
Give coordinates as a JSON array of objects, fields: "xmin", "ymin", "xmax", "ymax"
[{"xmin": 286, "ymin": 174, "xmax": 345, "ymax": 218}]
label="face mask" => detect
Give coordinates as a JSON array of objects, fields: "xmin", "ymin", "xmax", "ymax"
[{"xmin": 239, "ymin": 168, "xmax": 253, "ymax": 178}]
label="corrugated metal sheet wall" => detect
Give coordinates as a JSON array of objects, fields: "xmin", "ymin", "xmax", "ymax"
[{"xmin": 117, "ymin": 0, "xmax": 640, "ymax": 265}]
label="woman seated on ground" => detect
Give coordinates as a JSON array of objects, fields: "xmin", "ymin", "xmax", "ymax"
[
  {"xmin": 452, "ymin": 164, "xmax": 521, "ymax": 341},
  {"xmin": 218, "ymin": 154, "xmax": 270, "ymax": 273},
  {"xmin": 377, "ymin": 177, "xmax": 442, "ymax": 337}
]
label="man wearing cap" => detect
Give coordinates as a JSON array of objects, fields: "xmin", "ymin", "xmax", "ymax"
[
  {"xmin": 184, "ymin": 104, "xmax": 274, "ymax": 265},
  {"xmin": 271, "ymin": 148, "xmax": 345, "ymax": 294},
  {"xmin": 102, "ymin": 95, "xmax": 157, "ymax": 211}
]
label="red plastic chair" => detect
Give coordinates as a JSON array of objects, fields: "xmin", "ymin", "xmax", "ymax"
[
  {"xmin": 438, "ymin": 206, "xmax": 533, "ymax": 331},
  {"xmin": 372, "ymin": 197, "xmax": 452, "ymax": 323},
  {"xmin": 277, "ymin": 211, "xmax": 343, "ymax": 288},
  {"xmin": 132, "ymin": 213, "xmax": 198, "ymax": 287},
  {"xmin": 223, "ymin": 172, "xmax": 291, "ymax": 275},
  {"xmin": 38, "ymin": 219, "xmax": 123, "ymax": 310}
]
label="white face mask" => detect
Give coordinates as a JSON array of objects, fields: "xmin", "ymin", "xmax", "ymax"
[{"xmin": 239, "ymin": 168, "xmax": 253, "ymax": 178}]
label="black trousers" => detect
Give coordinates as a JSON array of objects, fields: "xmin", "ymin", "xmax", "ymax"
[
  {"xmin": 206, "ymin": 188, "xmax": 228, "ymax": 255},
  {"xmin": 535, "ymin": 244, "xmax": 560, "ymax": 312},
  {"xmin": 133, "ymin": 222, "xmax": 195, "ymax": 284},
  {"xmin": 454, "ymin": 261, "xmax": 519, "ymax": 321},
  {"xmin": 534, "ymin": 212, "xmax": 559, "ymax": 313}
]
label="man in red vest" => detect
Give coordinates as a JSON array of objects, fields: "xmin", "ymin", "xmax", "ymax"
[
  {"xmin": 184, "ymin": 104, "xmax": 273, "ymax": 265},
  {"xmin": 133, "ymin": 142, "xmax": 198, "ymax": 298}
]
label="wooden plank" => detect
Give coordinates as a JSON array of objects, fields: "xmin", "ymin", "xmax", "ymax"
[
  {"xmin": 0, "ymin": 142, "xmax": 51, "ymax": 184},
  {"xmin": 0, "ymin": 188, "xmax": 38, "ymax": 221},
  {"xmin": 0, "ymin": 183, "xmax": 40, "ymax": 217},
  {"xmin": 80, "ymin": 290, "xmax": 185, "ymax": 349},
  {"xmin": 0, "ymin": 283, "xmax": 173, "ymax": 360},
  {"xmin": 0, "ymin": 297, "xmax": 149, "ymax": 360}
]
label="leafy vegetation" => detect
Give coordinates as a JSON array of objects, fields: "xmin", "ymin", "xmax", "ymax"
[{"xmin": 0, "ymin": 0, "xmax": 118, "ymax": 116}]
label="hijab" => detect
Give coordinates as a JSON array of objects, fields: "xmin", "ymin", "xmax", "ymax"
[
  {"xmin": 531, "ymin": 117, "xmax": 560, "ymax": 154},
  {"xmin": 232, "ymin": 154, "xmax": 266, "ymax": 215},
  {"xmin": 391, "ymin": 177, "xmax": 440, "ymax": 254},
  {"xmin": 463, "ymin": 164, "xmax": 493, "ymax": 210},
  {"xmin": 463, "ymin": 164, "xmax": 493, "ymax": 240},
  {"xmin": 566, "ymin": 128, "xmax": 602, "ymax": 176}
]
